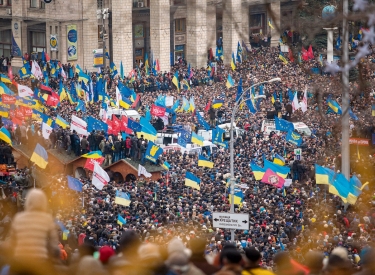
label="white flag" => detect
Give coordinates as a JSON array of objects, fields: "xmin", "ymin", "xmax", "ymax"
[
  {"xmin": 115, "ymin": 86, "xmax": 122, "ymax": 107},
  {"xmin": 70, "ymin": 115, "xmax": 88, "ymax": 137},
  {"xmin": 292, "ymin": 92, "xmax": 300, "ymax": 113},
  {"xmin": 138, "ymin": 164, "xmax": 152, "ymax": 178},
  {"xmin": 300, "ymin": 88, "xmax": 308, "ymax": 113},
  {"xmin": 92, "ymin": 162, "xmax": 110, "ymax": 190},
  {"xmin": 31, "ymin": 61, "xmax": 43, "ymax": 79},
  {"xmin": 60, "ymin": 68, "xmax": 67, "ymax": 80},
  {"xmin": 17, "ymin": 84, "xmax": 34, "ymax": 98},
  {"xmin": 42, "ymin": 122, "xmax": 53, "ymax": 139}
]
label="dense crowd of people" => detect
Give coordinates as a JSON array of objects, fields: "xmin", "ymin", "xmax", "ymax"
[{"xmin": 0, "ymin": 38, "xmax": 374, "ymax": 275}]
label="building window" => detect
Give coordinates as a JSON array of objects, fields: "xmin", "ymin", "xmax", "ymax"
[
  {"xmin": 30, "ymin": 0, "xmax": 38, "ymax": 8},
  {"xmin": 175, "ymin": 19, "xmax": 186, "ymax": 33},
  {"xmin": 250, "ymin": 13, "xmax": 265, "ymax": 34},
  {"xmin": 174, "ymin": 44, "xmax": 185, "ymax": 62},
  {"xmin": 0, "ymin": 30, "xmax": 11, "ymax": 58},
  {"xmin": 133, "ymin": 0, "xmax": 146, "ymax": 8},
  {"xmin": 0, "ymin": 0, "xmax": 4, "ymax": 5},
  {"xmin": 7, "ymin": 0, "xmax": 11, "ymax": 5},
  {"xmin": 31, "ymin": 32, "xmax": 46, "ymax": 58},
  {"xmin": 173, "ymin": 0, "xmax": 186, "ymax": 5},
  {"xmin": 40, "ymin": 1, "xmax": 45, "ymax": 8}
]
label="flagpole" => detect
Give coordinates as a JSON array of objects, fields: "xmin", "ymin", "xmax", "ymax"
[
  {"xmin": 229, "ymin": 77, "xmax": 281, "ymax": 243},
  {"xmin": 82, "ymin": 190, "xmax": 84, "ymax": 208}
]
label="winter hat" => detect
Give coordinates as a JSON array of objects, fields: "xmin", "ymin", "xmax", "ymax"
[{"xmin": 99, "ymin": 246, "xmax": 115, "ymax": 264}]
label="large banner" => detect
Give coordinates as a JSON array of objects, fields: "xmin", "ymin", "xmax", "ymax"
[
  {"xmin": 50, "ymin": 34, "xmax": 58, "ymax": 51},
  {"xmin": 11, "ymin": 21, "xmax": 22, "ymax": 57},
  {"xmin": 67, "ymin": 25, "xmax": 78, "ymax": 61}
]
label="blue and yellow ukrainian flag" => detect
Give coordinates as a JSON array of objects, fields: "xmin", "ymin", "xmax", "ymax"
[
  {"xmin": 82, "ymin": 151, "xmax": 103, "ymax": 159},
  {"xmin": 120, "ymin": 98, "xmax": 132, "ymax": 109},
  {"xmin": 188, "ymin": 97, "xmax": 195, "ymax": 112},
  {"xmin": 0, "ymin": 74, "xmax": 11, "ymax": 84},
  {"xmin": 279, "ymin": 52, "xmax": 288, "ymax": 65},
  {"xmin": 273, "ymin": 154, "xmax": 285, "ymax": 166},
  {"xmin": 0, "ymin": 82, "xmax": 14, "ymax": 95},
  {"xmin": 212, "ymin": 99, "xmax": 224, "ymax": 109},
  {"xmin": 185, "ymin": 171, "xmax": 201, "ymax": 190},
  {"xmin": 172, "ymin": 71, "xmax": 179, "ymax": 90},
  {"xmin": 191, "ymin": 132, "xmax": 204, "ymax": 146},
  {"xmin": 315, "ymin": 164, "xmax": 335, "ymax": 185},
  {"xmin": 115, "ymin": 191, "xmax": 131, "ymax": 206},
  {"xmin": 0, "ymin": 107, "xmax": 9, "ymax": 118},
  {"xmin": 268, "ymin": 19, "xmax": 274, "ymax": 29},
  {"xmin": 327, "ymin": 99, "xmax": 342, "ymax": 114},
  {"xmin": 162, "ymin": 161, "xmax": 170, "ymax": 170},
  {"xmin": 198, "ymin": 155, "xmax": 214, "ymax": 168},
  {"xmin": 78, "ymin": 71, "xmax": 90, "ymax": 84},
  {"xmin": 229, "ymin": 189, "xmax": 244, "ymax": 205},
  {"xmin": 55, "ymin": 115, "xmax": 69, "ymax": 129},
  {"xmin": 264, "ymin": 159, "xmax": 290, "ymax": 178},
  {"xmin": 0, "ymin": 127, "xmax": 12, "ymax": 145},
  {"xmin": 231, "ymin": 52, "xmax": 236, "ymax": 71},
  {"xmin": 182, "ymin": 97, "xmax": 190, "ymax": 112},
  {"xmin": 250, "ymin": 161, "xmax": 266, "ymax": 180},
  {"xmin": 110, "ymin": 62, "xmax": 118, "ymax": 78},
  {"xmin": 117, "ymin": 214, "xmax": 127, "ymax": 226},
  {"xmin": 372, "ymin": 105, "xmax": 375, "ymax": 116},
  {"xmin": 75, "ymin": 64, "xmax": 82, "ymax": 74},
  {"xmin": 30, "ymin": 143, "xmax": 48, "ymax": 169},
  {"xmin": 137, "ymin": 124, "xmax": 157, "ymax": 142},
  {"xmin": 226, "ymin": 75, "xmax": 234, "ymax": 89}
]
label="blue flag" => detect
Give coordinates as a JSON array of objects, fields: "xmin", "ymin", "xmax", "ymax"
[
  {"xmin": 196, "ymin": 111, "xmax": 210, "ymax": 131},
  {"xmin": 275, "ymin": 117, "xmax": 294, "ymax": 132},
  {"xmin": 87, "ymin": 116, "xmax": 108, "ymax": 132},
  {"xmin": 67, "ymin": 176, "xmax": 83, "ymax": 192},
  {"xmin": 128, "ymin": 119, "xmax": 142, "ymax": 132},
  {"xmin": 145, "ymin": 141, "xmax": 163, "ymax": 163},
  {"xmin": 286, "ymin": 130, "xmax": 303, "ymax": 146}
]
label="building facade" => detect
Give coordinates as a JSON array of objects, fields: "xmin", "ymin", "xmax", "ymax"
[{"xmin": 0, "ymin": 0, "xmax": 298, "ymax": 73}]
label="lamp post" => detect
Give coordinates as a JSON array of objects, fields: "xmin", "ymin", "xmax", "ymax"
[
  {"xmin": 229, "ymin": 77, "xmax": 281, "ymax": 243},
  {"xmin": 341, "ymin": 0, "xmax": 350, "ymax": 181}
]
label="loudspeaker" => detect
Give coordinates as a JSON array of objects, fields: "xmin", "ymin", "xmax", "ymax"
[{"xmin": 43, "ymin": 0, "xmax": 52, "ymax": 3}]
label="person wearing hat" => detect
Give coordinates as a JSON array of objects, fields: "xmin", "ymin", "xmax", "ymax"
[{"xmin": 242, "ymin": 247, "xmax": 275, "ymax": 275}]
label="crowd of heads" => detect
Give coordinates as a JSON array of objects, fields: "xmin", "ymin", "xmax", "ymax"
[{"xmin": 0, "ymin": 44, "xmax": 374, "ymax": 275}]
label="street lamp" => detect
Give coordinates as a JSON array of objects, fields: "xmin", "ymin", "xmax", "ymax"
[{"xmin": 229, "ymin": 77, "xmax": 281, "ymax": 243}]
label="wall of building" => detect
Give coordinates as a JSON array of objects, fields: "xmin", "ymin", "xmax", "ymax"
[{"xmin": 3, "ymin": 0, "xmax": 295, "ymax": 71}]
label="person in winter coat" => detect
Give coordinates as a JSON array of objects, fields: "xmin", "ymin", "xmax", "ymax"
[{"xmin": 7, "ymin": 189, "xmax": 59, "ymax": 275}]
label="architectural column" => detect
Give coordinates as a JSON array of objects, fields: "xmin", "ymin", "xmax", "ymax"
[
  {"xmin": 111, "ymin": 0, "xmax": 133, "ymax": 74},
  {"xmin": 222, "ymin": 0, "xmax": 241, "ymax": 63},
  {"xmin": 187, "ymin": 0, "xmax": 207, "ymax": 68},
  {"xmin": 150, "ymin": 0, "xmax": 170, "ymax": 72},
  {"xmin": 206, "ymin": 3, "xmax": 216, "ymax": 53},
  {"xmin": 269, "ymin": 1, "xmax": 281, "ymax": 47},
  {"xmin": 81, "ymin": 0, "xmax": 99, "ymax": 71},
  {"xmin": 59, "ymin": 24, "xmax": 67, "ymax": 64},
  {"xmin": 241, "ymin": 3, "xmax": 250, "ymax": 44}
]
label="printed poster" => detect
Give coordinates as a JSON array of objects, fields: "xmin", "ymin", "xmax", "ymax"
[{"xmin": 67, "ymin": 25, "xmax": 78, "ymax": 61}]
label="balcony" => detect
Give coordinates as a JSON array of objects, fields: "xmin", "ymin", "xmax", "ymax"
[{"xmin": 133, "ymin": 0, "xmax": 149, "ymax": 9}]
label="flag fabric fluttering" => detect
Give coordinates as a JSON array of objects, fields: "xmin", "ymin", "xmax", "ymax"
[
  {"xmin": 185, "ymin": 172, "xmax": 201, "ymax": 190},
  {"xmin": 231, "ymin": 52, "xmax": 236, "ymax": 71},
  {"xmin": 250, "ymin": 161, "xmax": 266, "ymax": 180},
  {"xmin": 273, "ymin": 154, "xmax": 285, "ymax": 166},
  {"xmin": 261, "ymin": 169, "xmax": 285, "ymax": 188},
  {"xmin": 191, "ymin": 132, "xmax": 204, "ymax": 146},
  {"xmin": 67, "ymin": 176, "xmax": 83, "ymax": 192},
  {"xmin": 30, "ymin": 143, "xmax": 48, "ymax": 169},
  {"xmin": 0, "ymin": 127, "xmax": 12, "ymax": 145},
  {"xmin": 115, "ymin": 190, "xmax": 131, "ymax": 206},
  {"xmin": 226, "ymin": 75, "xmax": 234, "ymax": 89},
  {"xmin": 92, "ymin": 162, "xmax": 110, "ymax": 190},
  {"xmin": 117, "ymin": 214, "xmax": 127, "ymax": 226},
  {"xmin": 198, "ymin": 155, "xmax": 214, "ymax": 168},
  {"xmin": 138, "ymin": 164, "xmax": 152, "ymax": 178}
]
